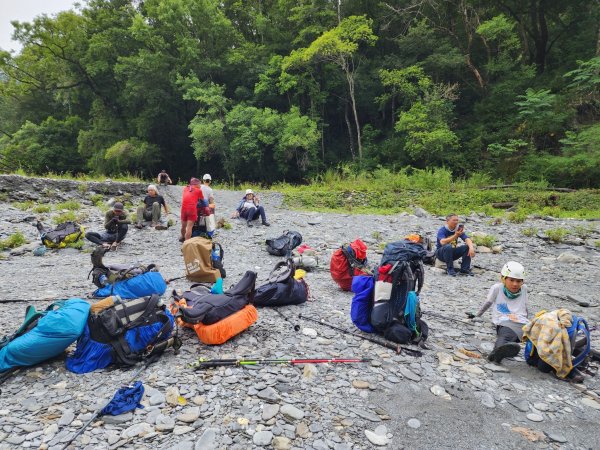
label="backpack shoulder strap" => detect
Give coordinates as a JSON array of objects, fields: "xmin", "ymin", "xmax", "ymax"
[{"xmin": 572, "ymin": 317, "xmax": 591, "ymax": 368}]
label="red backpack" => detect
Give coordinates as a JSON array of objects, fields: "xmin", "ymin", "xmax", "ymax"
[{"xmin": 330, "ymin": 239, "xmax": 370, "ymax": 291}]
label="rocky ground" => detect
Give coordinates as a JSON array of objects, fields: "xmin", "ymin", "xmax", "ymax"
[{"xmin": 0, "ymin": 175, "xmax": 599, "ymax": 450}]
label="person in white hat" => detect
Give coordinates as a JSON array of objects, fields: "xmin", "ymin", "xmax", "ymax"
[
  {"xmin": 469, "ymin": 261, "xmax": 529, "ymax": 363},
  {"xmin": 201, "ymin": 174, "xmax": 215, "ymax": 210},
  {"xmin": 233, "ymin": 188, "xmax": 270, "ymax": 227}
]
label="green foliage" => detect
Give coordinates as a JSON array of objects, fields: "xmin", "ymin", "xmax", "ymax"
[
  {"xmin": 0, "ymin": 232, "xmax": 27, "ymax": 250},
  {"xmin": 53, "ymin": 211, "xmax": 77, "ymax": 224},
  {"xmin": 104, "ymin": 139, "xmax": 160, "ymax": 174},
  {"xmin": 545, "ymin": 227, "xmax": 569, "ymax": 243},
  {"xmin": 56, "ymin": 200, "xmax": 81, "ymax": 211},
  {"xmin": 507, "ymin": 209, "xmax": 528, "ymax": 223},
  {"xmin": 571, "ymin": 224, "xmax": 596, "ymax": 239},
  {"xmin": 33, "ymin": 204, "xmax": 52, "ymax": 213},
  {"xmin": 90, "ymin": 194, "xmax": 104, "ymax": 205},
  {"xmin": 522, "ymin": 227, "xmax": 538, "ymax": 237},
  {"xmin": 471, "ymin": 235, "xmax": 497, "ymax": 248},
  {"xmin": 12, "ymin": 200, "xmax": 34, "ymax": 211}
]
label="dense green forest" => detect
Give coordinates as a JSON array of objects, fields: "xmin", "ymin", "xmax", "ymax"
[{"xmin": 0, "ymin": 0, "xmax": 599, "ymax": 187}]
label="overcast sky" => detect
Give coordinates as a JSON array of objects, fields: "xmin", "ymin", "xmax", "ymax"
[{"xmin": 0, "ymin": 0, "xmax": 79, "ymax": 53}]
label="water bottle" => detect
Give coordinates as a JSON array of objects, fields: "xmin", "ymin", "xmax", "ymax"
[
  {"xmin": 99, "ymin": 274, "xmax": 108, "ymax": 287},
  {"xmin": 211, "ymin": 249, "xmax": 221, "ymax": 268}
]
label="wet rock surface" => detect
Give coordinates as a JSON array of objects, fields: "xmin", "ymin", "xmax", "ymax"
[{"xmin": 0, "ymin": 180, "xmax": 599, "ymax": 449}]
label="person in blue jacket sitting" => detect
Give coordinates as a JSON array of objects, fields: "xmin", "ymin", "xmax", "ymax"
[{"xmin": 435, "ymin": 213, "xmax": 475, "ymax": 276}]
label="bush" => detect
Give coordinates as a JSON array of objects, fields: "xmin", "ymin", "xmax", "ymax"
[
  {"xmin": 0, "ymin": 232, "xmax": 28, "ymax": 250},
  {"xmin": 521, "ymin": 227, "xmax": 538, "ymax": 237},
  {"xmin": 53, "ymin": 211, "xmax": 77, "ymax": 224},
  {"xmin": 507, "ymin": 209, "xmax": 528, "ymax": 223},
  {"xmin": 545, "ymin": 227, "xmax": 569, "ymax": 243},
  {"xmin": 572, "ymin": 224, "xmax": 596, "ymax": 239},
  {"xmin": 13, "ymin": 201, "xmax": 34, "ymax": 211},
  {"xmin": 33, "ymin": 204, "xmax": 52, "ymax": 213},
  {"xmin": 90, "ymin": 194, "xmax": 104, "ymax": 205},
  {"xmin": 471, "ymin": 235, "xmax": 497, "ymax": 247},
  {"xmin": 56, "ymin": 200, "xmax": 81, "ymax": 211}
]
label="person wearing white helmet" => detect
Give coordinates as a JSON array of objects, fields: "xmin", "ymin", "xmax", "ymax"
[
  {"xmin": 233, "ymin": 188, "xmax": 270, "ymax": 227},
  {"xmin": 469, "ymin": 261, "xmax": 529, "ymax": 363},
  {"xmin": 201, "ymin": 174, "xmax": 215, "ymax": 209}
]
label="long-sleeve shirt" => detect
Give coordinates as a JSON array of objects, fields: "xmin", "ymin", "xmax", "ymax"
[
  {"xmin": 104, "ymin": 210, "xmax": 131, "ymax": 230},
  {"xmin": 477, "ymin": 282, "xmax": 529, "ymax": 326}
]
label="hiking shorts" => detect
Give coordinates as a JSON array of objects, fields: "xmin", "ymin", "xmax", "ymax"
[{"xmin": 181, "ymin": 207, "xmax": 198, "ymax": 222}]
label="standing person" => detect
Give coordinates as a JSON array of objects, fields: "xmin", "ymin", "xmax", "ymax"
[
  {"xmin": 235, "ymin": 189, "xmax": 270, "ymax": 227},
  {"xmin": 201, "ymin": 174, "xmax": 215, "ymax": 211},
  {"xmin": 180, "ymin": 178, "xmax": 204, "ymax": 242},
  {"xmin": 85, "ymin": 202, "xmax": 131, "ymax": 250},
  {"xmin": 435, "ymin": 213, "xmax": 475, "ymax": 276},
  {"xmin": 469, "ymin": 261, "xmax": 528, "ymax": 364},
  {"xmin": 157, "ymin": 170, "xmax": 172, "ymax": 185},
  {"xmin": 135, "ymin": 184, "xmax": 169, "ymax": 230}
]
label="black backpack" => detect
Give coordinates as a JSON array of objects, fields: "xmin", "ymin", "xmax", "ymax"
[
  {"xmin": 173, "ymin": 271, "xmax": 256, "ymax": 325},
  {"xmin": 253, "ymin": 260, "xmax": 309, "ymax": 307},
  {"xmin": 87, "ymin": 295, "xmax": 176, "ymax": 366},
  {"xmin": 265, "ymin": 231, "xmax": 302, "ymax": 257},
  {"xmin": 89, "ymin": 246, "xmax": 159, "ymax": 288}
]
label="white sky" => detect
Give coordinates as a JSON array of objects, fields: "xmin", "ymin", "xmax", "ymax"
[{"xmin": 0, "ymin": 0, "xmax": 79, "ymax": 54}]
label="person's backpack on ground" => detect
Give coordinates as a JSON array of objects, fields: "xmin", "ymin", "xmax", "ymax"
[
  {"xmin": 89, "ymin": 246, "xmax": 166, "ymax": 299},
  {"xmin": 37, "ymin": 221, "xmax": 85, "ymax": 249},
  {"xmin": 265, "ymin": 231, "xmax": 302, "ymax": 257},
  {"xmin": 253, "ymin": 259, "xmax": 309, "ymax": 307},
  {"xmin": 171, "ymin": 271, "xmax": 257, "ymax": 345},
  {"xmin": 0, "ymin": 299, "xmax": 90, "ymax": 373},
  {"xmin": 66, "ymin": 294, "xmax": 177, "ymax": 373},
  {"xmin": 182, "ymin": 237, "xmax": 226, "ymax": 282},
  {"xmin": 330, "ymin": 239, "xmax": 371, "ymax": 291}
]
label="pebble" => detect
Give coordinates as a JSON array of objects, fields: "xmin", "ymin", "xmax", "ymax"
[
  {"xmin": 581, "ymin": 398, "xmax": 600, "ymax": 410},
  {"xmin": 58, "ymin": 409, "xmax": 75, "ymax": 426},
  {"xmin": 301, "ymin": 327, "xmax": 318, "ymax": 338},
  {"xmin": 149, "ymin": 392, "xmax": 166, "ymax": 406},
  {"xmin": 526, "ymin": 413, "xmax": 544, "ymax": 422},
  {"xmin": 262, "ymin": 404, "xmax": 280, "ymax": 421},
  {"xmin": 352, "ymin": 380, "xmax": 370, "ymax": 389},
  {"xmin": 280, "ymin": 404, "xmax": 305, "ymax": 420},
  {"xmin": 399, "ymin": 367, "xmax": 421, "ymax": 382},
  {"xmin": 546, "ymin": 432, "xmax": 567, "ymax": 443},
  {"xmin": 177, "ymin": 407, "xmax": 200, "ymax": 423},
  {"xmin": 484, "ymin": 363, "xmax": 509, "ymax": 373},
  {"xmin": 508, "ymin": 399, "xmax": 529, "ymax": 412},
  {"xmin": 102, "ymin": 412, "xmax": 133, "ymax": 424},
  {"xmin": 121, "ymin": 422, "xmax": 154, "ymax": 438},
  {"xmin": 430, "ymin": 385, "xmax": 451, "ymax": 401},
  {"xmin": 480, "ymin": 392, "xmax": 495, "ymax": 409},
  {"xmin": 195, "ymin": 428, "xmax": 218, "ymax": 449},
  {"xmin": 257, "ymin": 387, "xmax": 279, "ymax": 402},
  {"xmin": 253, "ymin": 430, "xmax": 273, "ymax": 446},
  {"xmin": 365, "ymin": 429, "xmax": 389, "ymax": 446},
  {"xmin": 165, "ymin": 386, "xmax": 180, "ymax": 406},
  {"xmin": 407, "ymin": 418, "xmax": 421, "ymax": 429},
  {"xmin": 272, "ymin": 436, "xmax": 292, "ymax": 450}
]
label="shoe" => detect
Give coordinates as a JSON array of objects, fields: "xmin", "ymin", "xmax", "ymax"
[
  {"xmin": 568, "ymin": 368, "xmax": 585, "ymax": 383},
  {"xmin": 110, "ymin": 242, "xmax": 119, "ymax": 251},
  {"xmin": 247, "ymin": 221, "xmax": 253, "ymax": 227},
  {"xmin": 460, "ymin": 269, "xmax": 474, "ymax": 276},
  {"xmin": 155, "ymin": 224, "xmax": 167, "ymax": 230},
  {"xmin": 262, "ymin": 221, "xmax": 271, "ymax": 226},
  {"xmin": 447, "ymin": 269, "xmax": 457, "ymax": 277},
  {"xmin": 492, "ymin": 342, "xmax": 520, "ymax": 363},
  {"xmin": 135, "ymin": 223, "xmax": 143, "ymax": 229},
  {"xmin": 178, "ymin": 237, "xmax": 185, "ymax": 243}
]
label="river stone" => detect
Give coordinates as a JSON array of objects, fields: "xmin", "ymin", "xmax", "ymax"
[
  {"xmin": 557, "ymin": 252, "xmax": 586, "ymax": 264},
  {"xmin": 480, "ymin": 392, "xmax": 495, "ymax": 409},
  {"xmin": 121, "ymin": 422, "xmax": 154, "ymax": 438},
  {"xmin": 177, "ymin": 407, "xmax": 200, "ymax": 423},
  {"xmin": 302, "ymin": 327, "xmax": 317, "ymax": 337},
  {"xmin": 526, "ymin": 413, "xmax": 544, "ymax": 422},
  {"xmin": 437, "ymin": 352, "xmax": 454, "ymax": 365},
  {"xmin": 281, "ymin": 404, "xmax": 305, "ymax": 420},
  {"xmin": 581, "ymin": 398, "xmax": 600, "ymax": 410},
  {"xmin": 102, "ymin": 412, "xmax": 133, "ymax": 424},
  {"xmin": 195, "ymin": 428, "xmax": 219, "ymax": 450},
  {"xmin": 399, "ymin": 367, "xmax": 421, "ymax": 382},
  {"xmin": 508, "ymin": 399, "xmax": 529, "ymax": 412},
  {"xmin": 58, "ymin": 409, "xmax": 75, "ymax": 426},
  {"xmin": 257, "ymin": 387, "xmax": 279, "ymax": 402},
  {"xmin": 407, "ymin": 418, "xmax": 421, "ymax": 429},
  {"xmin": 461, "ymin": 364, "xmax": 484, "ymax": 375},
  {"xmin": 307, "ymin": 216, "xmax": 323, "ymax": 225},
  {"xmin": 253, "ymin": 430, "xmax": 273, "ymax": 446},
  {"xmin": 484, "ymin": 363, "xmax": 509, "ymax": 373},
  {"xmin": 365, "ymin": 429, "xmax": 389, "ymax": 446},
  {"xmin": 272, "ymin": 436, "xmax": 292, "ymax": 450},
  {"xmin": 352, "ymin": 380, "xmax": 370, "ymax": 389},
  {"xmin": 150, "ymin": 392, "xmax": 166, "ymax": 406},
  {"xmin": 166, "ymin": 386, "xmax": 180, "ymax": 406},
  {"xmin": 262, "ymin": 404, "xmax": 280, "ymax": 421},
  {"xmin": 546, "ymin": 432, "xmax": 567, "ymax": 443}
]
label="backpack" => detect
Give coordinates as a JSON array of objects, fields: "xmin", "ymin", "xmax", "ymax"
[
  {"xmin": 192, "ymin": 206, "xmax": 216, "ymax": 238},
  {"xmin": 182, "ymin": 237, "xmax": 226, "ymax": 282},
  {"xmin": 66, "ymin": 295, "xmax": 176, "ymax": 373},
  {"xmin": 253, "ymin": 260, "xmax": 309, "ymax": 307},
  {"xmin": 265, "ymin": 231, "xmax": 303, "ymax": 257},
  {"xmin": 0, "ymin": 299, "xmax": 90, "ymax": 373},
  {"xmin": 40, "ymin": 221, "xmax": 85, "ymax": 249},
  {"xmin": 524, "ymin": 313, "xmax": 591, "ymax": 369},
  {"xmin": 330, "ymin": 239, "xmax": 371, "ymax": 291},
  {"xmin": 350, "ymin": 275, "xmax": 376, "ymax": 333}
]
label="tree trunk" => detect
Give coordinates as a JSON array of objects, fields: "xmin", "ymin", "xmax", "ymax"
[
  {"xmin": 345, "ymin": 64, "xmax": 362, "ymax": 160},
  {"xmin": 344, "ymin": 101, "xmax": 355, "ymax": 160}
]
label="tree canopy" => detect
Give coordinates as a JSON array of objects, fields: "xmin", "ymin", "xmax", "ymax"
[{"xmin": 0, "ymin": 0, "xmax": 598, "ymax": 187}]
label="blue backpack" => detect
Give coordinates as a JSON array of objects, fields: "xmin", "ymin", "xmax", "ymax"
[
  {"xmin": 350, "ymin": 275, "xmax": 376, "ymax": 333},
  {"xmin": 524, "ymin": 314, "xmax": 591, "ymax": 368},
  {"xmin": 92, "ymin": 271, "xmax": 167, "ymax": 299}
]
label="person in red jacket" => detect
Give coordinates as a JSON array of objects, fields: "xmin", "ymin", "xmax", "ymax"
[{"xmin": 180, "ymin": 178, "xmax": 204, "ymax": 242}]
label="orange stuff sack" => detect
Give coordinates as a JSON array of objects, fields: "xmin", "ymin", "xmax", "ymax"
[{"xmin": 174, "ymin": 303, "xmax": 257, "ymax": 345}]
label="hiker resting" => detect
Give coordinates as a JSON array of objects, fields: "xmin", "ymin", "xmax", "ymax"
[
  {"xmin": 234, "ymin": 189, "xmax": 270, "ymax": 227},
  {"xmin": 469, "ymin": 261, "xmax": 528, "ymax": 364},
  {"xmin": 85, "ymin": 202, "xmax": 130, "ymax": 250},
  {"xmin": 136, "ymin": 184, "xmax": 169, "ymax": 230},
  {"xmin": 180, "ymin": 177, "xmax": 204, "ymax": 242},
  {"xmin": 201, "ymin": 174, "xmax": 215, "ymax": 212},
  {"xmin": 435, "ymin": 213, "xmax": 475, "ymax": 276},
  {"xmin": 522, "ymin": 309, "xmax": 587, "ymax": 383},
  {"xmin": 157, "ymin": 169, "xmax": 172, "ymax": 185}
]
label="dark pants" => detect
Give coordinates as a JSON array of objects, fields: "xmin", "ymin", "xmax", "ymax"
[
  {"xmin": 242, "ymin": 206, "xmax": 267, "ymax": 223},
  {"xmin": 494, "ymin": 325, "xmax": 520, "ymax": 350},
  {"xmin": 86, "ymin": 224, "xmax": 128, "ymax": 244},
  {"xmin": 437, "ymin": 244, "xmax": 471, "ymax": 271}
]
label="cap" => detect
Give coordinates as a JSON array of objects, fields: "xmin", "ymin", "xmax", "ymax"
[
  {"xmin": 113, "ymin": 202, "xmax": 124, "ymax": 211},
  {"xmin": 190, "ymin": 178, "xmax": 201, "ymax": 185},
  {"xmin": 203, "ymin": 174, "xmax": 212, "ymax": 181},
  {"xmin": 245, "ymin": 189, "xmax": 254, "ymax": 195}
]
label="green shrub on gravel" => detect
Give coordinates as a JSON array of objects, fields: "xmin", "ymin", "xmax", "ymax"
[
  {"xmin": 0, "ymin": 232, "xmax": 27, "ymax": 250},
  {"xmin": 33, "ymin": 204, "xmax": 52, "ymax": 213},
  {"xmin": 12, "ymin": 200, "xmax": 34, "ymax": 211},
  {"xmin": 545, "ymin": 227, "xmax": 569, "ymax": 243},
  {"xmin": 56, "ymin": 200, "xmax": 81, "ymax": 211},
  {"xmin": 53, "ymin": 211, "xmax": 77, "ymax": 224},
  {"xmin": 471, "ymin": 235, "xmax": 497, "ymax": 248}
]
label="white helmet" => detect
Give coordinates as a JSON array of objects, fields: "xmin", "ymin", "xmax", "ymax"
[
  {"xmin": 203, "ymin": 174, "xmax": 211, "ymax": 181},
  {"xmin": 501, "ymin": 261, "xmax": 525, "ymax": 280}
]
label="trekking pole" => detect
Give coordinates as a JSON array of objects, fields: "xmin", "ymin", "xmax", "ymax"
[
  {"xmin": 165, "ymin": 274, "xmax": 187, "ymax": 284},
  {"xmin": 274, "ymin": 308, "xmax": 301, "ymax": 331},
  {"xmin": 298, "ymin": 314, "xmax": 423, "ymax": 357},
  {"xmin": 61, "ymin": 363, "xmax": 148, "ymax": 450},
  {"xmin": 191, "ymin": 357, "xmax": 369, "ymax": 370}
]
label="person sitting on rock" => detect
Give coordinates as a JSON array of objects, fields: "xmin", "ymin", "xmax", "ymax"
[
  {"xmin": 201, "ymin": 174, "xmax": 215, "ymax": 211},
  {"xmin": 157, "ymin": 170, "xmax": 172, "ymax": 185},
  {"xmin": 469, "ymin": 261, "xmax": 528, "ymax": 364},
  {"xmin": 180, "ymin": 178, "xmax": 204, "ymax": 242},
  {"xmin": 435, "ymin": 213, "xmax": 475, "ymax": 276},
  {"xmin": 233, "ymin": 189, "xmax": 270, "ymax": 227},
  {"xmin": 85, "ymin": 202, "xmax": 131, "ymax": 250},
  {"xmin": 135, "ymin": 184, "xmax": 169, "ymax": 230}
]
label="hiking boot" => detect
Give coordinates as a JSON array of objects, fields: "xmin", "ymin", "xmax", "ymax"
[
  {"xmin": 568, "ymin": 368, "xmax": 585, "ymax": 383},
  {"xmin": 247, "ymin": 221, "xmax": 253, "ymax": 227},
  {"xmin": 135, "ymin": 223, "xmax": 144, "ymax": 229},
  {"xmin": 262, "ymin": 221, "xmax": 271, "ymax": 226},
  {"xmin": 447, "ymin": 269, "xmax": 457, "ymax": 277},
  {"xmin": 155, "ymin": 224, "xmax": 167, "ymax": 230},
  {"xmin": 178, "ymin": 237, "xmax": 185, "ymax": 243},
  {"xmin": 491, "ymin": 342, "xmax": 521, "ymax": 363},
  {"xmin": 460, "ymin": 269, "xmax": 474, "ymax": 276}
]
